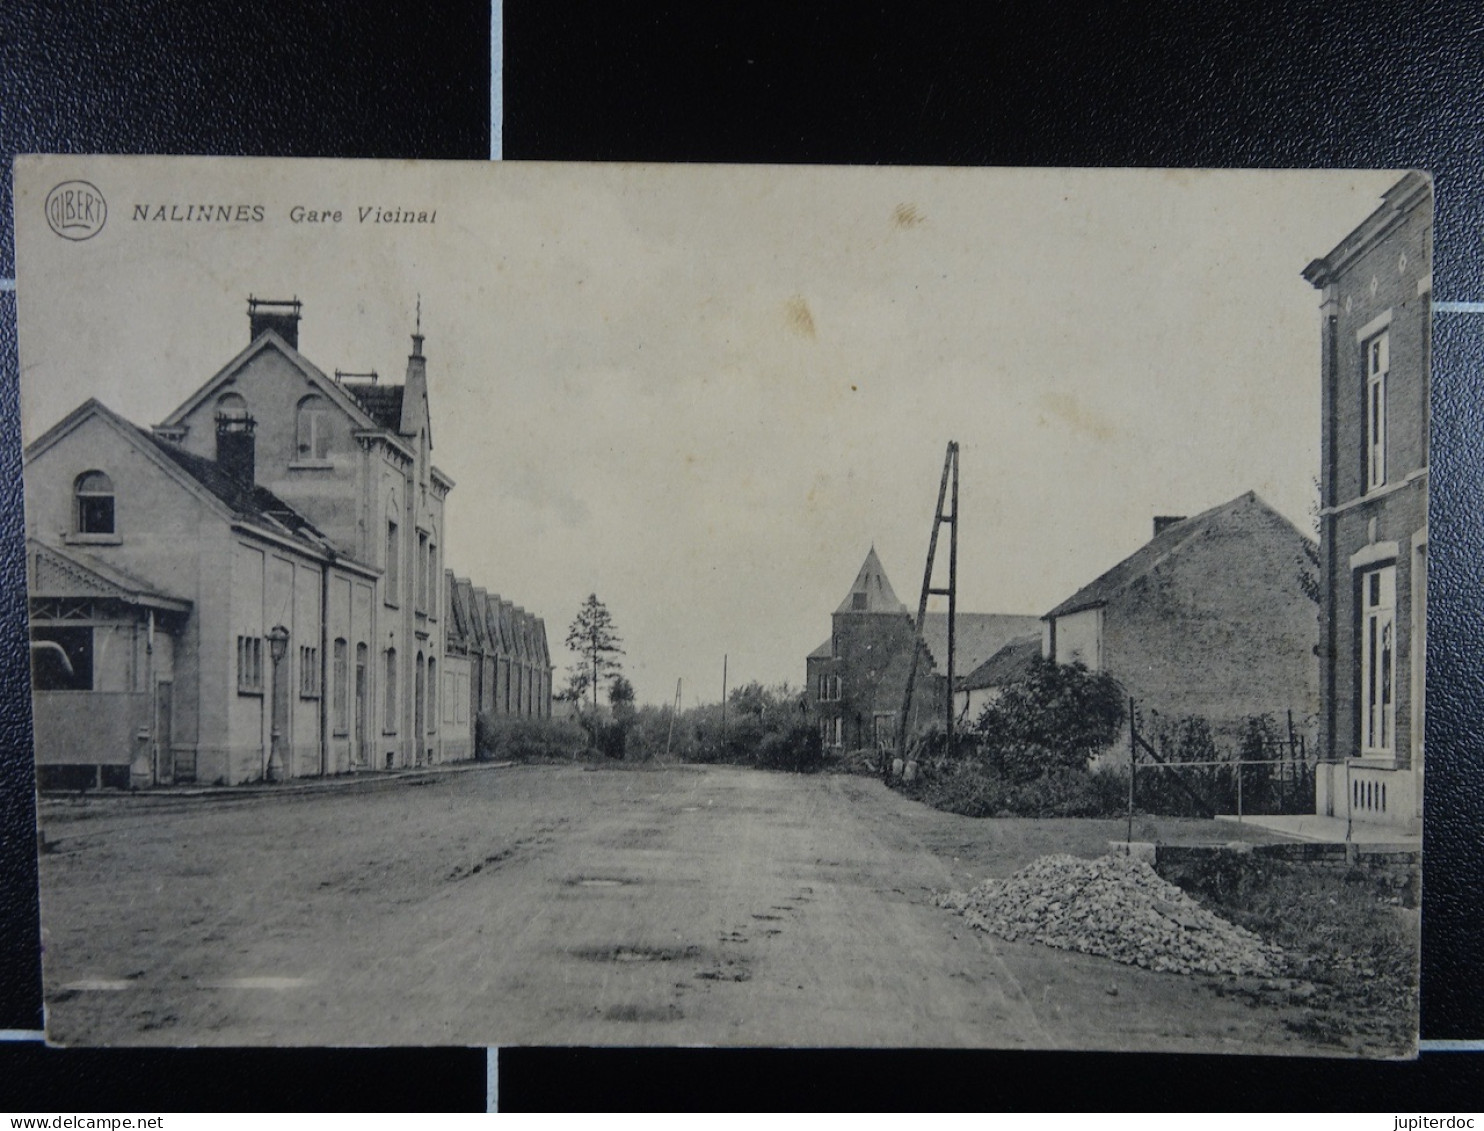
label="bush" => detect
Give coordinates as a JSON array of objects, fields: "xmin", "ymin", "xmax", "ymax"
[
  {"xmin": 973, "ymin": 658, "xmax": 1125, "ymax": 782},
  {"xmin": 908, "ymin": 755, "xmax": 1128, "ymax": 818},
  {"xmin": 476, "ymin": 713, "xmax": 589, "ymax": 762}
]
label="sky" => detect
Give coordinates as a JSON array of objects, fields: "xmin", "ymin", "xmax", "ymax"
[{"xmin": 14, "ymin": 159, "xmax": 1404, "ymax": 706}]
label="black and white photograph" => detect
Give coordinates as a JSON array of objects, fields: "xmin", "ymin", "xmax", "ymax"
[{"xmin": 13, "ymin": 156, "xmax": 1426, "ymax": 1055}]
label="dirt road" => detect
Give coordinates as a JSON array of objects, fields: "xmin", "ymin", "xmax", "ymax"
[{"xmin": 38, "ymin": 764, "xmax": 1325, "ymax": 1051}]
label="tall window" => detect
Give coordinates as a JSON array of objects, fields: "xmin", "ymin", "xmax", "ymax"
[
  {"xmin": 237, "ymin": 635, "xmax": 264, "ymax": 694},
  {"xmin": 414, "ymin": 653, "xmax": 426, "ymax": 738},
  {"xmin": 384, "ymin": 647, "xmax": 398, "ymax": 732},
  {"xmin": 428, "ymin": 541, "xmax": 438, "ymax": 619},
  {"xmin": 299, "ymin": 645, "xmax": 320, "ymax": 697},
  {"xmin": 1364, "ymin": 330, "xmax": 1388, "ymax": 491},
  {"xmin": 332, "ymin": 638, "xmax": 349, "ymax": 734},
  {"xmin": 1361, "ymin": 564, "xmax": 1396, "ymax": 755},
  {"xmin": 416, "ymin": 531, "xmax": 429, "ymax": 613},
  {"xmin": 296, "ymin": 394, "xmax": 331, "ymax": 460},
  {"xmin": 427, "ymin": 657, "xmax": 437, "ymax": 734},
  {"xmin": 74, "ymin": 471, "xmax": 115, "ymax": 535},
  {"xmin": 385, "ymin": 518, "xmax": 400, "ymax": 601}
]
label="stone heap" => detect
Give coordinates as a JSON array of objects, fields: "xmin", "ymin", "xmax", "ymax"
[{"xmin": 936, "ymin": 853, "xmax": 1282, "ymax": 977}]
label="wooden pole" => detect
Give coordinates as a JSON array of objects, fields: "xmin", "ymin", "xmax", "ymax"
[
  {"xmin": 946, "ymin": 443, "xmax": 958, "ymax": 749},
  {"xmin": 721, "ymin": 655, "xmax": 728, "ymax": 750},
  {"xmin": 665, "ymin": 678, "xmax": 680, "ymax": 759},
  {"xmin": 1127, "ymin": 696, "xmax": 1136, "ymax": 844}
]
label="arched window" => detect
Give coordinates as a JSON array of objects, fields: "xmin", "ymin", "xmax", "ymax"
[
  {"xmin": 332, "ymin": 638, "xmax": 349, "ymax": 735},
  {"xmin": 296, "ymin": 394, "xmax": 331, "ymax": 460},
  {"xmin": 414, "ymin": 653, "xmax": 426, "ymax": 740},
  {"xmin": 384, "ymin": 493, "xmax": 400, "ymax": 603},
  {"xmin": 384, "ymin": 648, "xmax": 398, "ymax": 733},
  {"xmin": 216, "ymin": 392, "xmax": 250, "ymax": 420},
  {"xmin": 427, "ymin": 657, "xmax": 437, "ymax": 735},
  {"xmin": 75, "ymin": 471, "xmax": 115, "ymax": 535}
]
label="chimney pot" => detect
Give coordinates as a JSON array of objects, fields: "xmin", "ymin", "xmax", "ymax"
[
  {"xmin": 247, "ymin": 295, "xmax": 302, "ymax": 349},
  {"xmin": 216, "ymin": 413, "xmax": 257, "ymax": 484},
  {"xmin": 1153, "ymin": 515, "xmax": 1187, "ymax": 537}
]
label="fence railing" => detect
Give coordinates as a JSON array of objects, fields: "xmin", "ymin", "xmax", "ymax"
[{"xmin": 1126, "ymin": 698, "xmax": 1315, "ymax": 834}]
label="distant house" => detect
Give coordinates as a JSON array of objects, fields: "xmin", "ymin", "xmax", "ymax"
[
  {"xmin": 954, "ymin": 633, "xmax": 1042, "ymax": 722},
  {"xmin": 1041, "ymin": 491, "xmax": 1319, "ymax": 744},
  {"xmin": 1302, "ymin": 172, "xmax": 1430, "ymax": 832},
  {"xmin": 445, "ymin": 568, "xmax": 553, "ymax": 751},
  {"xmin": 805, "ymin": 547, "xmax": 1038, "ymax": 751}
]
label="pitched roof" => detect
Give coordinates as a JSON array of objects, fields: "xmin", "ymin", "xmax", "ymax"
[
  {"xmin": 834, "ymin": 546, "xmax": 907, "ymax": 614},
  {"xmin": 446, "ymin": 575, "xmax": 473, "ymax": 649},
  {"xmin": 1044, "ymin": 490, "xmax": 1313, "ymax": 620},
  {"xmin": 27, "ymin": 538, "xmax": 192, "ymax": 613},
  {"xmin": 920, "ymin": 612, "xmax": 1043, "ymax": 675},
  {"xmin": 957, "ymin": 633, "xmax": 1042, "ymax": 691},
  {"xmin": 808, "ymin": 638, "xmax": 833, "ymax": 660},
  {"xmin": 346, "ymin": 383, "xmax": 405, "ymax": 432},
  {"xmin": 140, "ymin": 429, "xmax": 329, "ymax": 547}
]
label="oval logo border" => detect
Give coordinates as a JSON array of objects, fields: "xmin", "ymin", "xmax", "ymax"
[{"xmin": 44, "ymin": 181, "xmax": 108, "ymax": 242}]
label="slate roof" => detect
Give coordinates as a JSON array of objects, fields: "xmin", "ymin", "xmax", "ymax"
[
  {"xmin": 957, "ymin": 633, "xmax": 1042, "ymax": 691},
  {"xmin": 345, "ymin": 383, "xmax": 406, "ymax": 433},
  {"xmin": 140, "ymin": 429, "xmax": 329, "ymax": 547},
  {"xmin": 1044, "ymin": 490, "xmax": 1310, "ymax": 620},
  {"xmin": 808, "ymin": 638, "xmax": 833, "ymax": 660},
  {"xmin": 834, "ymin": 547, "xmax": 907, "ymax": 614},
  {"xmin": 920, "ymin": 612, "xmax": 1042, "ymax": 675}
]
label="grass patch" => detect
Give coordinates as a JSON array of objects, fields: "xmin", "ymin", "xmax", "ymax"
[{"xmin": 1166, "ymin": 857, "xmax": 1419, "ymax": 1054}]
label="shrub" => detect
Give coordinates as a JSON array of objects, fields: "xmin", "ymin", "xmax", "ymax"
[
  {"xmin": 476, "ymin": 713, "xmax": 588, "ymax": 762},
  {"xmin": 908, "ymin": 756, "xmax": 1128, "ymax": 818},
  {"xmin": 973, "ymin": 657, "xmax": 1125, "ymax": 782}
]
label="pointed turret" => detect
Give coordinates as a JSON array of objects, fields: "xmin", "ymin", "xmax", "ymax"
[
  {"xmin": 834, "ymin": 546, "xmax": 907, "ymax": 614},
  {"xmin": 398, "ymin": 298, "xmax": 432, "ymax": 446}
]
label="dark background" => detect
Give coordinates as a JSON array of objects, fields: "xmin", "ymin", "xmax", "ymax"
[{"xmin": 2, "ymin": 0, "xmax": 1482, "ymax": 1111}]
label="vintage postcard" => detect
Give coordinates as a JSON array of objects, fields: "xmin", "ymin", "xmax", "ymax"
[{"xmin": 13, "ymin": 157, "xmax": 1425, "ymax": 1053}]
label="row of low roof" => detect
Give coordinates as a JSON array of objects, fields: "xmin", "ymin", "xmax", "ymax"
[{"xmin": 445, "ymin": 572, "xmax": 552, "ymax": 670}]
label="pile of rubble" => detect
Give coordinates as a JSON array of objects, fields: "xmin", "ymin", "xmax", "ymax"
[{"xmin": 936, "ymin": 853, "xmax": 1283, "ymax": 977}]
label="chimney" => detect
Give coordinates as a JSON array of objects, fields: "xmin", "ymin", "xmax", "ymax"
[
  {"xmin": 247, "ymin": 295, "xmax": 302, "ymax": 349},
  {"xmin": 1153, "ymin": 515, "xmax": 1187, "ymax": 537},
  {"xmin": 216, "ymin": 413, "xmax": 257, "ymax": 484}
]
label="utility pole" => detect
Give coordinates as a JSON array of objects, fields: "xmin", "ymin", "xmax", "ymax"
[
  {"xmin": 721, "ymin": 654, "xmax": 728, "ymax": 750},
  {"xmin": 896, "ymin": 441, "xmax": 960, "ymax": 767},
  {"xmin": 665, "ymin": 678, "xmax": 681, "ymax": 759}
]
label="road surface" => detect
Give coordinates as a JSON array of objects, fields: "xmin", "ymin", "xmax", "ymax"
[{"xmin": 38, "ymin": 763, "xmax": 1324, "ymax": 1051}]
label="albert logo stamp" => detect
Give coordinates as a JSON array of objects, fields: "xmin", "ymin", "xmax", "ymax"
[{"xmin": 44, "ymin": 181, "xmax": 107, "ymax": 241}]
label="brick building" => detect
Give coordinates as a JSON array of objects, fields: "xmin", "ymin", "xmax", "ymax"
[
  {"xmin": 1302, "ymin": 172, "xmax": 1430, "ymax": 832},
  {"xmin": 805, "ymin": 547, "xmax": 1037, "ymax": 751},
  {"xmin": 445, "ymin": 570, "xmax": 553, "ymax": 751},
  {"xmin": 1041, "ymin": 491, "xmax": 1320, "ymax": 745},
  {"xmin": 26, "ymin": 297, "xmax": 550, "ymax": 786}
]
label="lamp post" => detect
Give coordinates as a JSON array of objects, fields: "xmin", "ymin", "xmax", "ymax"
[{"xmin": 266, "ymin": 624, "xmax": 290, "ymax": 783}]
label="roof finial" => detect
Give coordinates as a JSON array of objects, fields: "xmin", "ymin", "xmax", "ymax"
[{"xmin": 411, "ymin": 294, "xmax": 425, "ymax": 358}]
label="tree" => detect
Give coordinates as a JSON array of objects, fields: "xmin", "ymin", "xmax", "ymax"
[
  {"xmin": 608, "ymin": 675, "xmax": 636, "ymax": 715},
  {"xmin": 564, "ymin": 594, "xmax": 624, "ymax": 710}
]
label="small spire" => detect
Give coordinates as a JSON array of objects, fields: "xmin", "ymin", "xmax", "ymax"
[{"xmin": 411, "ymin": 294, "xmax": 425, "ymax": 358}]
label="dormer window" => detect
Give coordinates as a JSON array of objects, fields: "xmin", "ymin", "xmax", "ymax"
[
  {"xmin": 75, "ymin": 471, "xmax": 115, "ymax": 535},
  {"xmin": 296, "ymin": 394, "xmax": 331, "ymax": 460}
]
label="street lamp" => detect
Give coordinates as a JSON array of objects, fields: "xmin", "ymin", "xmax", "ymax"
[{"xmin": 266, "ymin": 624, "xmax": 290, "ymax": 783}]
